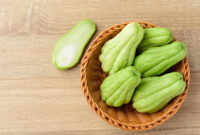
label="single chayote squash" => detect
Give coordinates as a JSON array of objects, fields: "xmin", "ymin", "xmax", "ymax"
[
  {"xmin": 52, "ymin": 19, "xmax": 96, "ymax": 70},
  {"xmin": 137, "ymin": 27, "xmax": 173, "ymax": 53},
  {"xmin": 99, "ymin": 22, "xmax": 144, "ymax": 74},
  {"xmin": 101, "ymin": 66, "xmax": 141, "ymax": 107},
  {"xmin": 134, "ymin": 41, "xmax": 187, "ymax": 77},
  {"xmin": 132, "ymin": 72, "xmax": 186, "ymax": 113}
]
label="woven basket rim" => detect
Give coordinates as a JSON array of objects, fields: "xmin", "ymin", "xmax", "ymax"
[{"xmin": 80, "ymin": 21, "xmax": 191, "ymax": 131}]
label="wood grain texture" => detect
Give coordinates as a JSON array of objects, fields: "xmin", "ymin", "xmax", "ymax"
[{"xmin": 0, "ymin": 0, "xmax": 199, "ymax": 134}]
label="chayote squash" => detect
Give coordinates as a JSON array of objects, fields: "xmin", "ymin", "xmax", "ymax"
[
  {"xmin": 52, "ymin": 19, "xmax": 96, "ymax": 70},
  {"xmin": 132, "ymin": 72, "xmax": 186, "ymax": 113},
  {"xmin": 137, "ymin": 27, "xmax": 173, "ymax": 53},
  {"xmin": 134, "ymin": 41, "xmax": 187, "ymax": 77},
  {"xmin": 101, "ymin": 66, "xmax": 141, "ymax": 107},
  {"xmin": 99, "ymin": 22, "xmax": 144, "ymax": 74}
]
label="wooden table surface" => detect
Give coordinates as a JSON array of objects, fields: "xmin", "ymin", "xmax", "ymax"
[{"xmin": 0, "ymin": 0, "xmax": 199, "ymax": 134}]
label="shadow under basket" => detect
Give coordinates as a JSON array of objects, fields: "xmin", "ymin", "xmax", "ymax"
[{"xmin": 80, "ymin": 21, "xmax": 191, "ymax": 131}]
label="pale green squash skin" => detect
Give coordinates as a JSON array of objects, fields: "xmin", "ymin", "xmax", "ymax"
[
  {"xmin": 132, "ymin": 72, "xmax": 186, "ymax": 113},
  {"xmin": 99, "ymin": 23, "xmax": 144, "ymax": 74},
  {"xmin": 52, "ymin": 19, "xmax": 96, "ymax": 70},
  {"xmin": 137, "ymin": 27, "xmax": 173, "ymax": 53},
  {"xmin": 101, "ymin": 66, "xmax": 141, "ymax": 107},
  {"xmin": 134, "ymin": 41, "xmax": 187, "ymax": 77}
]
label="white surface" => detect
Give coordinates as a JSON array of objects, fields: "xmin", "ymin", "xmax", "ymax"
[{"xmin": 56, "ymin": 44, "xmax": 75, "ymax": 67}]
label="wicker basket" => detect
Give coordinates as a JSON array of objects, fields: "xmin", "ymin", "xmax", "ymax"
[{"xmin": 80, "ymin": 21, "xmax": 190, "ymax": 131}]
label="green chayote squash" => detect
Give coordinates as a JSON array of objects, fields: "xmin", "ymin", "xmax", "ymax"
[
  {"xmin": 134, "ymin": 41, "xmax": 187, "ymax": 77},
  {"xmin": 137, "ymin": 27, "xmax": 173, "ymax": 53},
  {"xmin": 132, "ymin": 72, "xmax": 186, "ymax": 113},
  {"xmin": 99, "ymin": 22, "xmax": 144, "ymax": 74},
  {"xmin": 101, "ymin": 66, "xmax": 141, "ymax": 107},
  {"xmin": 52, "ymin": 19, "xmax": 96, "ymax": 70}
]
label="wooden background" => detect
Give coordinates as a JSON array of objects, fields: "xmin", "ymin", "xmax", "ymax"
[{"xmin": 0, "ymin": 0, "xmax": 199, "ymax": 134}]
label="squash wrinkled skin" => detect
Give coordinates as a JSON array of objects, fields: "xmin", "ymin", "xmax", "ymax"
[
  {"xmin": 101, "ymin": 66, "xmax": 141, "ymax": 107},
  {"xmin": 132, "ymin": 72, "xmax": 186, "ymax": 113},
  {"xmin": 134, "ymin": 41, "xmax": 187, "ymax": 77},
  {"xmin": 137, "ymin": 27, "xmax": 173, "ymax": 53},
  {"xmin": 99, "ymin": 22, "xmax": 144, "ymax": 74}
]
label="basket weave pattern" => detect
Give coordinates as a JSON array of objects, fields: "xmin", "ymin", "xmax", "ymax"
[{"xmin": 80, "ymin": 21, "xmax": 190, "ymax": 131}]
